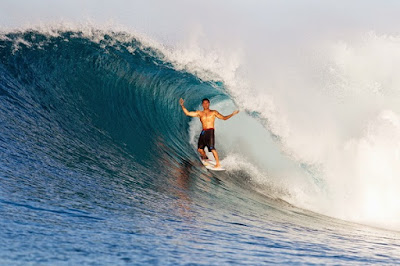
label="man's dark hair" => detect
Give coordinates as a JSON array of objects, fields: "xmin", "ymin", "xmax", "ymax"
[{"xmin": 202, "ymin": 98, "xmax": 210, "ymax": 103}]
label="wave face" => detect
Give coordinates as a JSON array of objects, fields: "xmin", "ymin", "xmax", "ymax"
[
  {"xmin": 1, "ymin": 28, "xmax": 400, "ymax": 264},
  {"xmin": 0, "ymin": 29, "xmax": 227, "ymax": 175}
]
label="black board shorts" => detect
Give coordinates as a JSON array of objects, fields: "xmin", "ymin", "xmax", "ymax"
[{"xmin": 198, "ymin": 128, "xmax": 215, "ymax": 151}]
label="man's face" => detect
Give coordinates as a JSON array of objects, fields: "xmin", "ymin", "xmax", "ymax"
[{"xmin": 202, "ymin": 100, "xmax": 210, "ymax": 109}]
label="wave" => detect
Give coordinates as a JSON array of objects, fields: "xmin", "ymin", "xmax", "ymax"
[
  {"xmin": 1, "ymin": 26, "xmax": 400, "ymax": 232},
  {"xmin": 0, "ymin": 26, "xmax": 305, "ymax": 221},
  {"xmin": 0, "ymin": 27, "xmax": 228, "ymax": 170}
]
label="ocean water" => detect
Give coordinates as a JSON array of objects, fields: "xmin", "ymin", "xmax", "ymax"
[{"xmin": 1, "ymin": 28, "xmax": 400, "ymax": 265}]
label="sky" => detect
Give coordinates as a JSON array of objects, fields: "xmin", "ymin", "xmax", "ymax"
[{"xmin": 2, "ymin": 0, "xmax": 400, "ymax": 45}]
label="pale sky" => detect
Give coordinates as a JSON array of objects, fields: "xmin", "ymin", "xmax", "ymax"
[{"xmin": 2, "ymin": 0, "xmax": 400, "ymax": 45}]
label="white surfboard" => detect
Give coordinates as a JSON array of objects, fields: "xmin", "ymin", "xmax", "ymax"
[{"xmin": 201, "ymin": 159, "xmax": 225, "ymax": 171}]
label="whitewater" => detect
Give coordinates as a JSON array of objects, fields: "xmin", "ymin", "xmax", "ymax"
[{"xmin": 1, "ymin": 20, "xmax": 400, "ymax": 264}]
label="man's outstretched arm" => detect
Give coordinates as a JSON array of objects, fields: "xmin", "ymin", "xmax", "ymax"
[
  {"xmin": 180, "ymin": 98, "xmax": 199, "ymax": 117},
  {"xmin": 215, "ymin": 110, "xmax": 239, "ymax": 120}
]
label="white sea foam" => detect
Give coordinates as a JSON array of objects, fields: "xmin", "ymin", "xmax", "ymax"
[{"xmin": 183, "ymin": 30, "xmax": 400, "ymax": 231}]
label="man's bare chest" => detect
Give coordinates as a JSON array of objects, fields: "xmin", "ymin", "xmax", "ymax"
[{"xmin": 199, "ymin": 111, "xmax": 215, "ymax": 121}]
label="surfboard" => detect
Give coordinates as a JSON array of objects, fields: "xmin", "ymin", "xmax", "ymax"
[{"xmin": 201, "ymin": 159, "xmax": 225, "ymax": 171}]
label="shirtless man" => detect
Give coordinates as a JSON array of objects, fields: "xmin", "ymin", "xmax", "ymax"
[{"xmin": 179, "ymin": 98, "xmax": 239, "ymax": 168}]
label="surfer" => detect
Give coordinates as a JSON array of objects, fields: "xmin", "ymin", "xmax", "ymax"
[{"xmin": 179, "ymin": 98, "xmax": 239, "ymax": 168}]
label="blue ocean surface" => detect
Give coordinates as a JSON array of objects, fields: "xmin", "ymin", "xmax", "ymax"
[{"xmin": 1, "ymin": 29, "xmax": 400, "ymax": 265}]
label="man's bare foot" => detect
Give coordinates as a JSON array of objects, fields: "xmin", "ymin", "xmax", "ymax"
[
  {"xmin": 202, "ymin": 160, "xmax": 211, "ymax": 166},
  {"xmin": 214, "ymin": 164, "xmax": 221, "ymax": 168}
]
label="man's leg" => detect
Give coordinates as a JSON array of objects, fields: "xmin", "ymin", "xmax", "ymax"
[
  {"xmin": 211, "ymin": 149, "xmax": 220, "ymax": 167},
  {"xmin": 198, "ymin": 148, "xmax": 208, "ymax": 160}
]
